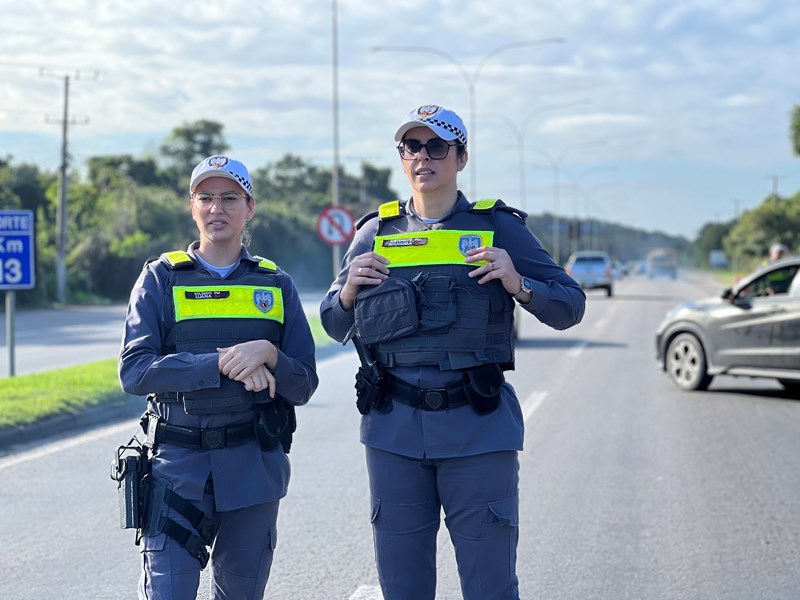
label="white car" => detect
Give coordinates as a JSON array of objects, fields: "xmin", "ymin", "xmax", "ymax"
[{"xmin": 566, "ymin": 251, "xmax": 613, "ymax": 297}]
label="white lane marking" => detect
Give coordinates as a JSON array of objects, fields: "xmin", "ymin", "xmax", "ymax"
[
  {"xmin": 521, "ymin": 390, "xmax": 548, "ymax": 423},
  {"xmin": 566, "ymin": 340, "xmax": 588, "ymax": 359},
  {"xmin": 0, "ymin": 352, "xmax": 358, "ymax": 470},
  {"xmin": 348, "ymin": 584, "xmax": 382, "ymax": 600}
]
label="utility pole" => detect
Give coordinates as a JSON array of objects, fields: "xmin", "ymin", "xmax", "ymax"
[
  {"xmin": 330, "ymin": 0, "xmax": 341, "ymax": 279},
  {"xmin": 41, "ymin": 69, "xmax": 95, "ymax": 304}
]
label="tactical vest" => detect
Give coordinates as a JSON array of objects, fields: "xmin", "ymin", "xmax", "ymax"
[
  {"xmin": 354, "ymin": 199, "xmax": 516, "ymax": 371},
  {"xmin": 156, "ymin": 250, "xmax": 285, "ymax": 414}
]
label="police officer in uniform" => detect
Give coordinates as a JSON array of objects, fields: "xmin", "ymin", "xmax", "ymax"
[
  {"xmin": 119, "ymin": 155, "xmax": 318, "ymax": 599},
  {"xmin": 320, "ymin": 105, "xmax": 585, "ymax": 599}
]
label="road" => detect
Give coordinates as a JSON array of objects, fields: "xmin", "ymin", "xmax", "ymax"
[
  {"xmin": 0, "ymin": 293, "xmax": 328, "ymax": 377},
  {"xmin": 2, "ymin": 273, "xmax": 800, "ymax": 599}
]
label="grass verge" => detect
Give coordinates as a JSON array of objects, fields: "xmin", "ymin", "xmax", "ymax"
[{"xmin": 0, "ymin": 316, "xmax": 334, "ymax": 429}]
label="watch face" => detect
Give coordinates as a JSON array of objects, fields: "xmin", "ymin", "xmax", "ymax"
[{"xmin": 522, "ymin": 277, "xmax": 533, "ymax": 292}]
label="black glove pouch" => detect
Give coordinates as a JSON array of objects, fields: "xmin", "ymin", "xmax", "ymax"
[{"xmin": 463, "ymin": 363, "xmax": 504, "ymax": 415}]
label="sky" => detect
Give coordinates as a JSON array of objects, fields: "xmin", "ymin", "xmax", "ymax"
[{"xmin": 1, "ymin": 0, "xmax": 799, "ymax": 240}]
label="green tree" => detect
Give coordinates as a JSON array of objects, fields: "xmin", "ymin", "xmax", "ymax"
[
  {"xmin": 724, "ymin": 193, "xmax": 800, "ymax": 270},
  {"xmin": 160, "ymin": 120, "xmax": 229, "ymax": 190}
]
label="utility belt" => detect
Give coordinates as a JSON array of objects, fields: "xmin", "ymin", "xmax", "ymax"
[
  {"xmin": 383, "ymin": 374, "xmax": 469, "ymax": 411},
  {"xmin": 356, "ymin": 362, "xmax": 505, "ymax": 416},
  {"xmin": 142, "ymin": 413, "xmax": 256, "ymax": 451}
]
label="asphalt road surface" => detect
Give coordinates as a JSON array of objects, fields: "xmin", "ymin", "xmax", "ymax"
[{"xmin": 2, "ymin": 273, "xmax": 800, "ymax": 599}]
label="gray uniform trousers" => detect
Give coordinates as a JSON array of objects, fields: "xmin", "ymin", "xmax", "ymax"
[
  {"xmin": 366, "ymin": 447, "xmax": 520, "ymax": 599},
  {"xmin": 138, "ymin": 476, "xmax": 279, "ymax": 600}
]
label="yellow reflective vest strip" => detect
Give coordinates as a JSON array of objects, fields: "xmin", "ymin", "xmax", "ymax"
[
  {"xmin": 372, "ymin": 230, "xmax": 494, "ymax": 267},
  {"xmin": 173, "ymin": 285, "xmax": 284, "ymax": 323}
]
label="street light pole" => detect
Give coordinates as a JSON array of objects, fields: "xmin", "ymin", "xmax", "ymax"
[
  {"xmin": 528, "ymin": 140, "xmax": 606, "ymax": 262},
  {"xmin": 482, "ymin": 99, "xmax": 591, "ymax": 211},
  {"xmin": 330, "ymin": 0, "xmax": 341, "ymax": 279},
  {"xmin": 372, "ymin": 38, "xmax": 564, "ymax": 201}
]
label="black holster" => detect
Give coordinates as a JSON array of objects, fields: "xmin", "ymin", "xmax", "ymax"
[
  {"xmin": 463, "ymin": 363, "xmax": 504, "ymax": 415},
  {"xmin": 110, "ymin": 439, "xmax": 150, "ymax": 534},
  {"xmin": 254, "ymin": 398, "xmax": 297, "ymax": 453},
  {"xmin": 355, "ymin": 362, "xmax": 391, "ymax": 415}
]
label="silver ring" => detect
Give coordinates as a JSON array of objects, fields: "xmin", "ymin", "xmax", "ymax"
[{"xmin": 357, "ymin": 267, "xmax": 363, "ymax": 274}]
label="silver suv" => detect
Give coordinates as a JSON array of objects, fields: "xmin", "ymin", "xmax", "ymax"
[{"xmin": 565, "ymin": 251, "xmax": 613, "ymax": 297}]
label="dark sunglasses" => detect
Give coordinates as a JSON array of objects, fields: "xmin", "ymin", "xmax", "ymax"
[{"xmin": 397, "ymin": 138, "xmax": 461, "ymax": 160}]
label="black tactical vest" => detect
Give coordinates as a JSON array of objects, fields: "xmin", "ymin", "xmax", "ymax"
[
  {"xmin": 354, "ymin": 200, "xmax": 517, "ymax": 371},
  {"xmin": 158, "ymin": 251, "xmax": 285, "ymax": 414}
]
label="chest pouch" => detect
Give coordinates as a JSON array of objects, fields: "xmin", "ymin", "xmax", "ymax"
[
  {"xmin": 463, "ymin": 363, "xmax": 504, "ymax": 415},
  {"xmin": 412, "ymin": 272, "xmax": 456, "ymax": 333},
  {"xmin": 355, "ymin": 278, "xmax": 418, "ymax": 345}
]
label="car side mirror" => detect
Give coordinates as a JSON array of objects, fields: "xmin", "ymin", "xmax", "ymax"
[{"xmin": 721, "ymin": 287, "xmax": 733, "ymax": 301}]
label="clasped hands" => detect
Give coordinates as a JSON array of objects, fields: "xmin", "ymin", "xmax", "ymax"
[{"xmin": 217, "ymin": 340, "xmax": 278, "ymax": 396}]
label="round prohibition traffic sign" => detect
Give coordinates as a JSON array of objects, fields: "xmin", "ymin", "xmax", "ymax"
[{"xmin": 316, "ymin": 205, "xmax": 355, "ymax": 246}]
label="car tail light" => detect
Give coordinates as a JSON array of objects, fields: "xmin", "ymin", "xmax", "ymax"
[{"xmin": 605, "ymin": 266, "xmax": 611, "ymax": 276}]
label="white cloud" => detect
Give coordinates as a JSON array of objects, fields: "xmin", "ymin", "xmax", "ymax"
[{"xmin": 1, "ymin": 0, "xmax": 799, "ymax": 237}]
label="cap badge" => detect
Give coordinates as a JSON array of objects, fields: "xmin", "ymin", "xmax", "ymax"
[
  {"xmin": 207, "ymin": 156, "xmax": 229, "ymax": 169},
  {"xmin": 416, "ymin": 105, "xmax": 441, "ymax": 118}
]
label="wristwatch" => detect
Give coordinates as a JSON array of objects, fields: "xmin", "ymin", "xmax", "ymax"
[{"xmin": 513, "ymin": 276, "xmax": 533, "ymax": 302}]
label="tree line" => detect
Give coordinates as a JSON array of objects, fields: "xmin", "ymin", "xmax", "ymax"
[{"xmin": 2, "ymin": 110, "xmax": 799, "ymax": 306}]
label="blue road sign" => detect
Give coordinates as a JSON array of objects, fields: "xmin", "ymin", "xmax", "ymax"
[{"xmin": 0, "ymin": 209, "xmax": 36, "ymax": 290}]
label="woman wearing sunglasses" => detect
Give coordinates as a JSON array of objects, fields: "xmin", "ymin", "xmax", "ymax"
[
  {"xmin": 119, "ymin": 155, "xmax": 318, "ymax": 599},
  {"xmin": 321, "ymin": 105, "xmax": 585, "ymax": 599}
]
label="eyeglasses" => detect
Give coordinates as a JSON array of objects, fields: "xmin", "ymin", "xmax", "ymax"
[
  {"xmin": 191, "ymin": 192, "xmax": 248, "ymax": 208},
  {"xmin": 397, "ymin": 138, "xmax": 461, "ymax": 160}
]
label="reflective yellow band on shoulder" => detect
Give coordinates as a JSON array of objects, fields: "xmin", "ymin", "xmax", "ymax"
[
  {"xmin": 163, "ymin": 250, "xmax": 192, "ymax": 267},
  {"xmin": 379, "ymin": 201, "xmax": 401, "ymax": 219},
  {"xmin": 173, "ymin": 285, "xmax": 284, "ymax": 323},
  {"xmin": 373, "ymin": 230, "xmax": 494, "ymax": 267},
  {"xmin": 473, "ymin": 199, "xmax": 497, "ymax": 210},
  {"xmin": 256, "ymin": 257, "xmax": 277, "ymax": 272}
]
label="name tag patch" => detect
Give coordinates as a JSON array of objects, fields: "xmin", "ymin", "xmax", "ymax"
[
  {"xmin": 185, "ymin": 290, "xmax": 230, "ymax": 300},
  {"xmin": 382, "ymin": 237, "xmax": 428, "ymax": 247}
]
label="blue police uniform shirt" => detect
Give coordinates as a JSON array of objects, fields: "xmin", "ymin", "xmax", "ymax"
[
  {"xmin": 320, "ymin": 194, "xmax": 585, "ymax": 460},
  {"xmin": 119, "ymin": 242, "xmax": 318, "ymax": 511}
]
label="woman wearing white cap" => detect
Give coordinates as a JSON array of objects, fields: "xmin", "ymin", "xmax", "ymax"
[
  {"xmin": 119, "ymin": 155, "xmax": 318, "ymax": 599},
  {"xmin": 321, "ymin": 105, "xmax": 585, "ymax": 598}
]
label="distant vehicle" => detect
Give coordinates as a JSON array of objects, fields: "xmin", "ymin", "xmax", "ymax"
[
  {"xmin": 647, "ymin": 247, "xmax": 678, "ymax": 279},
  {"xmin": 708, "ymin": 249, "xmax": 728, "ymax": 269},
  {"xmin": 566, "ymin": 250, "xmax": 613, "ymax": 297},
  {"xmin": 655, "ymin": 256, "xmax": 800, "ymax": 395}
]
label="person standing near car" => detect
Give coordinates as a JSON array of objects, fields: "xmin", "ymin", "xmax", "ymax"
[
  {"xmin": 320, "ymin": 104, "xmax": 585, "ymax": 599},
  {"xmin": 768, "ymin": 242, "xmax": 790, "ymax": 264},
  {"xmin": 119, "ymin": 155, "xmax": 318, "ymax": 599}
]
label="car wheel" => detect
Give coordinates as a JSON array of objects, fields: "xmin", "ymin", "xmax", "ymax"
[
  {"xmin": 779, "ymin": 380, "xmax": 800, "ymax": 399},
  {"xmin": 666, "ymin": 333, "xmax": 712, "ymax": 391}
]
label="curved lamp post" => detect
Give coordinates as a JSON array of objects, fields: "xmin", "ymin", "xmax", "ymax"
[
  {"xmin": 372, "ymin": 38, "xmax": 564, "ymax": 201},
  {"xmin": 527, "ymin": 140, "xmax": 606, "ymax": 262}
]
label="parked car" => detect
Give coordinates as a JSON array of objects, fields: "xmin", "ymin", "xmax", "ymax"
[
  {"xmin": 565, "ymin": 251, "xmax": 613, "ymax": 297},
  {"xmin": 655, "ymin": 256, "xmax": 800, "ymax": 395}
]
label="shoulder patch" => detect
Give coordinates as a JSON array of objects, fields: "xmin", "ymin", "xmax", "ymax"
[
  {"xmin": 379, "ymin": 200, "xmax": 401, "ymax": 219},
  {"xmin": 254, "ymin": 256, "xmax": 278, "ymax": 273},
  {"xmin": 160, "ymin": 250, "xmax": 193, "ymax": 269},
  {"xmin": 472, "ymin": 199, "xmax": 498, "ymax": 211}
]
